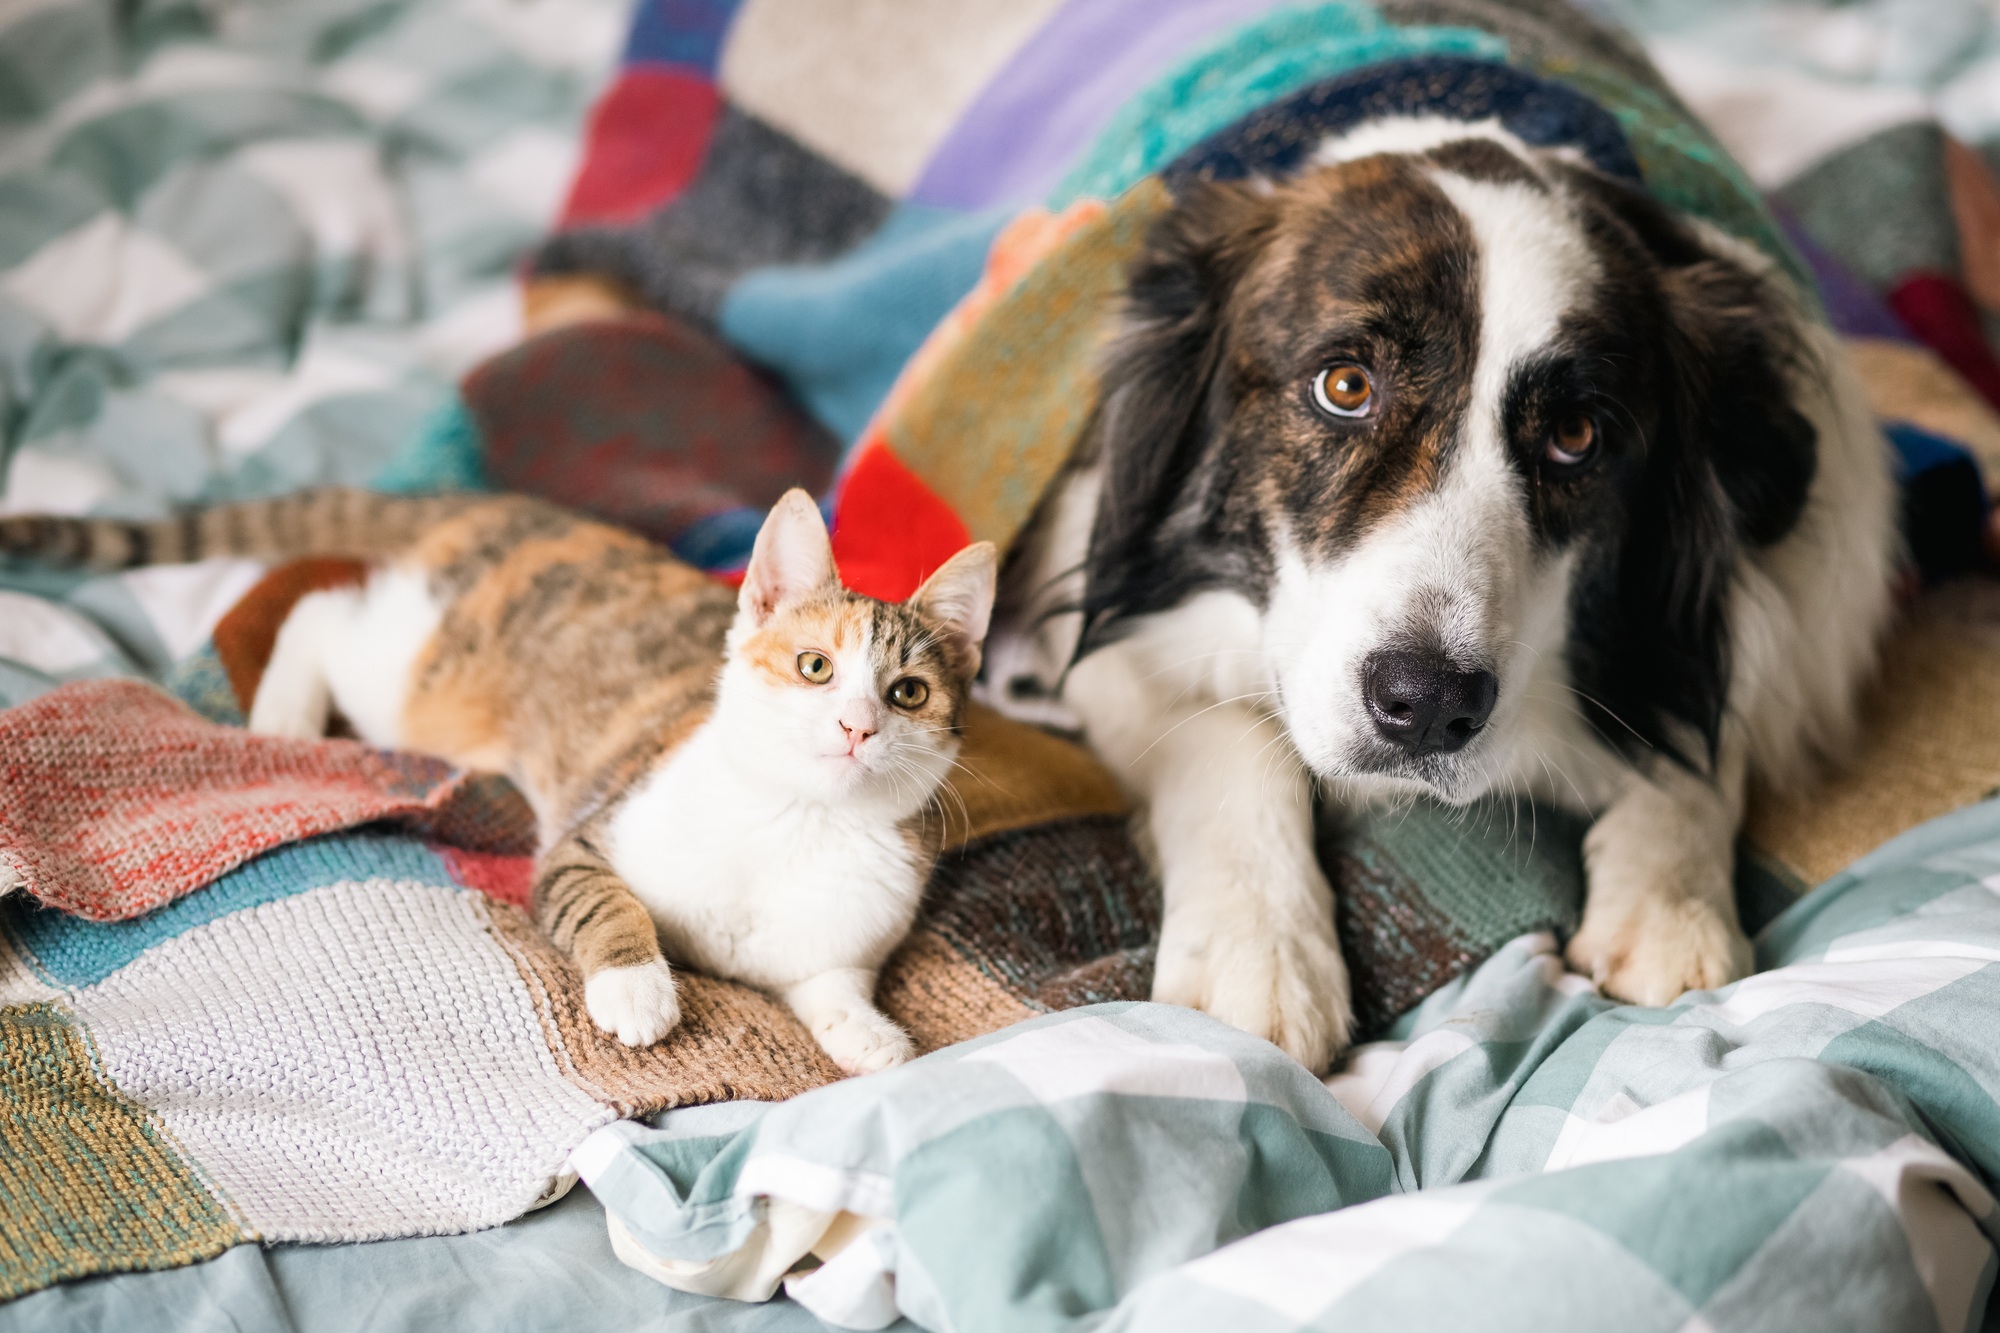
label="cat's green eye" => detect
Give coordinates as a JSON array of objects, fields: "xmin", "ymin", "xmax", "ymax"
[
  {"xmin": 798, "ymin": 651, "xmax": 833, "ymax": 684},
  {"xmin": 888, "ymin": 677, "xmax": 929, "ymax": 710}
]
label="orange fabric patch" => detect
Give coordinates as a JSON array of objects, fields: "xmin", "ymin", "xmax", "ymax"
[{"xmin": 885, "ymin": 184, "xmax": 1163, "ymax": 544}]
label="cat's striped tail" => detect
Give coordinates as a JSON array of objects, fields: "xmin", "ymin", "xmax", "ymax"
[{"xmin": 0, "ymin": 489, "xmax": 488, "ymax": 570}]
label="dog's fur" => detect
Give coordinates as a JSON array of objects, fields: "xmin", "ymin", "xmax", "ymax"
[{"xmin": 985, "ymin": 118, "xmax": 1897, "ymax": 1071}]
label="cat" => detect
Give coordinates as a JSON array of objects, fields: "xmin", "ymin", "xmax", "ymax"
[{"xmin": 0, "ymin": 488, "xmax": 996, "ymax": 1075}]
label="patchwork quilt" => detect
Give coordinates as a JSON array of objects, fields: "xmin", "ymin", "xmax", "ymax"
[
  {"xmin": 510, "ymin": 0, "xmax": 2000, "ymax": 596},
  {"xmin": 0, "ymin": 573, "xmax": 1604, "ymax": 1299}
]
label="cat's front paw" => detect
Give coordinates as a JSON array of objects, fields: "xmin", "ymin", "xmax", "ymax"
[
  {"xmin": 247, "ymin": 677, "xmax": 327, "ymax": 739},
  {"xmin": 584, "ymin": 959, "xmax": 682, "ymax": 1047},
  {"xmin": 811, "ymin": 1006, "xmax": 914, "ymax": 1077}
]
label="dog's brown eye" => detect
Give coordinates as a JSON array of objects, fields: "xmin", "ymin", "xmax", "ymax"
[
  {"xmin": 888, "ymin": 677, "xmax": 928, "ymax": 709},
  {"xmin": 1311, "ymin": 364, "xmax": 1374, "ymax": 418},
  {"xmin": 798, "ymin": 651, "xmax": 833, "ymax": 683},
  {"xmin": 1547, "ymin": 414, "xmax": 1596, "ymax": 466}
]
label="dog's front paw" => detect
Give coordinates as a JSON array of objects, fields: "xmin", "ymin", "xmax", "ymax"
[
  {"xmin": 1153, "ymin": 889, "xmax": 1351, "ymax": 1073},
  {"xmin": 1566, "ymin": 893, "xmax": 1751, "ymax": 1006},
  {"xmin": 584, "ymin": 958, "xmax": 682, "ymax": 1046},
  {"xmin": 810, "ymin": 1006, "xmax": 914, "ymax": 1077}
]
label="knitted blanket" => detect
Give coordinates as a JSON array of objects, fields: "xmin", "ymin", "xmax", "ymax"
[
  {"xmin": 0, "ymin": 554, "xmax": 1599, "ymax": 1298},
  {"xmin": 500, "ymin": 0, "xmax": 2000, "ymax": 591}
]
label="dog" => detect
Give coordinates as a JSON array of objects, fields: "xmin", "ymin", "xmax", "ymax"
[{"xmin": 983, "ymin": 116, "xmax": 1897, "ymax": 1071}]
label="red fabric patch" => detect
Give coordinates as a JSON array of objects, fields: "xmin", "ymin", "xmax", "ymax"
[
  {"xmin": 0, "ymin": 680, "xmax": 536, "ymax": 922},
  {"xmin": 559, "ymin": 68, "xmax": 720, "ymax": 227},
  {"xmin": 437, "ymin": 846, "xmax": 535, "ymax": 910},
  {"xmin": 464, "ymin": 313, "xmax": 839, "ymax": 550},
  {"xmin": 829, "ymin": 441, "xmax": 973, "ymax": 602},
  {"xmin": 1887, "ymin": 272, "xmax": 2000, "ymax": 414}
]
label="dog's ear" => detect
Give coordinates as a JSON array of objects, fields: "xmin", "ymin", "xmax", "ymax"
[
  {"xmin": 1079, "ymin": 180, "xmax": 1276, "ymax": 654},
  {"xmin": 1656, "ymin": 257, "xmax": 1819, "ymax": 547},
  {"xmin": 1568, "ymin": 170, "xmax": 1820, "ymax": 550},
  {"xmin": 1576, "ymin": 173, "xmax": 1819, "ymax": 767}
]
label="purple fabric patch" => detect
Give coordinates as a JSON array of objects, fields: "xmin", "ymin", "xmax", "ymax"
[
  {"xmin": 1775, "ymin": 204, "xmax": 1912, "ymax": 343},
  {"xmin": 909, "ymin": 0, "xmax": 1285, "ymax": 210}
]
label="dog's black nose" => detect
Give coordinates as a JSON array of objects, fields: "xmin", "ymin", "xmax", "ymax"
[{"xmin": 1363, "ymin": 650, "xmax": 1497, "ymax": 754}]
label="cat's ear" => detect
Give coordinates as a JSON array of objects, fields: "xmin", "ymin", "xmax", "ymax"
[
  {"xmin": 741, "ymin": 489, "xmax": 836, "ymax": 625},
  {"xmin": 909, "ymin": 541, "xmax": 997, "ymax": 677}
]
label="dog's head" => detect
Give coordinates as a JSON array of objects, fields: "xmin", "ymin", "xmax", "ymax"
[{"xmin": 1079, "ymin": 123, "xmax": 1818, "ymax": 801}]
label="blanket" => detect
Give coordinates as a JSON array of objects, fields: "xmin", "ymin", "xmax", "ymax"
[
  {"xmin": 512, "ymin": 0, "xmax": 2000, "ymax": 593},
  {"xmin": 1602, "ymin": 0, "xmax": 2000, "ymax": 416},
  {"xmin": 581, "ymin": 795, "xmax": 2000, "ymax": 1332},
  {"xmin": 0, "ymin": 0, "xmax": 625, "ymax": 519},
  {"xmin": 0, "ymin": 557, "xmax": 1604, "ymax": 1299}
]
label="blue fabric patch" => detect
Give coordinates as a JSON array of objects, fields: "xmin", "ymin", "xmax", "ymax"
[
  {"xmin": 1167, "ymin": 53, "xmax": 1641, "ymax": 187},
  {"xmin": 719, "ymin": 202, "xmax": 1011, "ymax": 449},
  {"xmin": 3, "ymin": 832, "xmax": 461, "ymax": 990},
  {"xmin": 670, "ymin": 505, "xmax": 763, "ymax": 571},
  {"xmin": 622, "ymin": 0, "xmax": 740, "ymax": 75},
  {"xmin": 1886, "ymin": 420, "xmax": 1979, "ymax": 482}
]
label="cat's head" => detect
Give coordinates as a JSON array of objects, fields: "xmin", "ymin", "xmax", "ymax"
[{"xmin": 720, "ymin": 490, "xmax": 997, "ymax": 807}]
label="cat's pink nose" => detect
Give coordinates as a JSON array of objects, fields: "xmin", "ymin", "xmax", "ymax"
[{"xmin": 838, "ymin": 702, "xmax": 879, "ymax": 754}]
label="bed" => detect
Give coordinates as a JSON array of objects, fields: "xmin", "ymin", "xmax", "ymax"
[{"xmin": 5, "ymin": 0, "xmax": 2000, "ymax": 1329}]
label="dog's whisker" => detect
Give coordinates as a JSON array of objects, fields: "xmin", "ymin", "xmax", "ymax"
[{"xmin": 1124, "ymin": 689, "xmax": 1280, "ymax": 767}]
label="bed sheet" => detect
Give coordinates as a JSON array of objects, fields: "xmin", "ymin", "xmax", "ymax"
[{"xmin": 2, "ymin": 1184, "xmax": 857, "ymax": 1333}]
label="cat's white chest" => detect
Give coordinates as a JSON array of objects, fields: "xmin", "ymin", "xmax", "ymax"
[{"xmin": 603, "ymin": 732, "xmax": 926, "ymax": 991}]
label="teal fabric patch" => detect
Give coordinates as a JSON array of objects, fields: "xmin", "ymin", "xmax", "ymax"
[
  {"xmin": 1494, "ymin": 1119, "xmax": 1828, "ymax": 1308},
  {"xmin": 62, "ymin": 572, "xmax": 175, "ymax": 673},
  {"xmin": 585, "ymin": 1136, "xmax": 767, "ymax": 1265},
  {"xmin": 161, "ymin": 640, "xmax": 244, "ymax": 725},
  {"xmin": 1053, "ymin": 3, "xmax": 1507, "ymax": 206},
  {"xmin": 0, "ymin": 589, "xmax": 136, "ymax": 708},
  {"xmin": 210, "ymin": 384, "xmax": 447, "ymax": 501},
  {"xmin": 2, "ymin": 831, "xmax": 460, "ymax": 989},
  {"xmin": 0, "ymin": 2, "xmax": 114, "ymax": 125},
  {"xmin": 1758, "ymin": 798, "xmax": 2000, "ymax": 968},
  {"xmin": 1820, "ymin": 1007, "xmax": 2000, "ymax": 1183},
  {"xmin": 48, "ymin": 89, "xmax": 367, "ymax": 209},
  {"xmin": 374, "ymin": 395, "xmax": 493, "ymax": 494},
  {"xmin": 1235, "ymin": 1106, "xmax": 1396, "ymax": 1233},
  {"xmin": 1319, "ymin": 1200, "xmax": 1699, "ymax": 1330},
  {"xmin": 897, "ymin": 1106, "xmax": 1123, "ymax": 1333},
  {"xmin": 0, "ymin": 1185, "xmax": 835, "ymax": 1333},
  {"xmin": 0, "ymin": 169, "xmax": 108, "ymax": 270},
  {"xmin": 1501, "ymin": 1007, "xmax": 1676, "ymax": 1115},
  {"xmin": 719, "ymin": 202, "xmax": 1011, "ymax": 448}
]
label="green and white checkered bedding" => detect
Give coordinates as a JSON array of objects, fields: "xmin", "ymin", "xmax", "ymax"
[
  {"xmin": 0, "ymin": 0, "xmax": 622, "ymax": 705},
  {"xmin": 0, "ymin": 0, "xmax": 620, "ymax": 524},
  {"xmin": 578, "ymin": 797, "xmax": 2000, "ymax": 1332}
]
